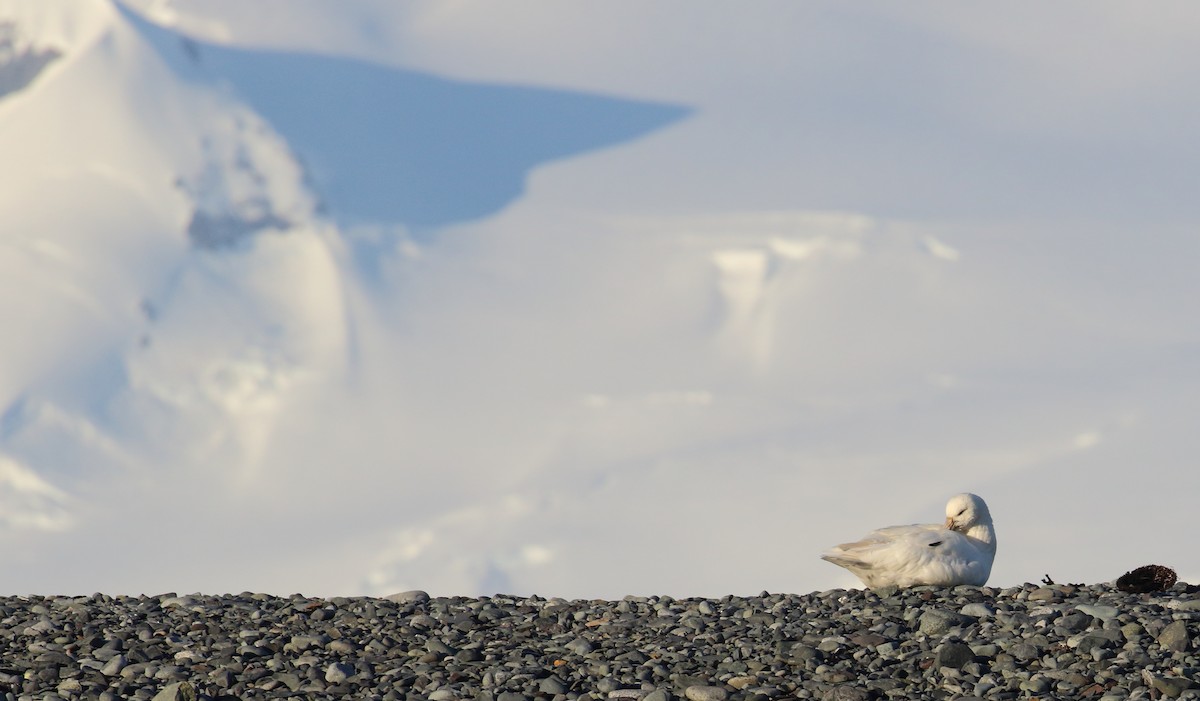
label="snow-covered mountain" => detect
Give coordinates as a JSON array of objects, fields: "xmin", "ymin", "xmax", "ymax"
[
  {"xmin": 0, "ymin": 0, "xmax": 685, "ymax": 590},
  {"xmin": 2, "ymin": 0, "xmax": 1200, "ymax": 597}
]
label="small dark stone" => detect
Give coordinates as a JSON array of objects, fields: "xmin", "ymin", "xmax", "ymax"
[
  {"xmin": 426, "ymin": 639, "xmax": 459, "ymax": 656},
  {"xmin": 1057, "ymin": 612, "xmax": 1092, "ymax": 633},
  {"xmin": 848, "ymin": 633, "xmax": 887, "ymax": 648},
  {"xmin": 1076, "ymin": 629, "xmax": 1123, "ymax": 654},
  {"xmin": 790, "ymin": 645, "xmax": 824, "ymax": 664},
  {"xmin": 935, "ymin": 642, "xmax": 974, "ymax": 670},
  {"xmin": 539, "ymin": 677, "xmax": 568, "ymax": 695}
]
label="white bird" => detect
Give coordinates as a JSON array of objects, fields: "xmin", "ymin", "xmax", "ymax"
[{"xmin": 821, "ymin": 493, "xmax": 997, "ymax": 588}]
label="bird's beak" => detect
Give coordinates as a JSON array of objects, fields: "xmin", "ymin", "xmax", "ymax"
[{"xmin": 944, "ymin": 516, "xmax": 957, "ymax": 531}]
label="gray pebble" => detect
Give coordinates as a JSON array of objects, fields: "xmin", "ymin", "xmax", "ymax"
[
  {"xmin": 684, "ymin": 686, "xmax": 726, "ymax": 701},
  {"xmin": 597, "ymin": 679, "xmax": 622, "ymax": 694},
  {"xmin": 959, "ymin": 603, "xmax": 994, "ymax": 618},
  {"xmin": 1158, "ymin": 620, "xmax": 1191, "ymax": 652},
  {"xmin": 919, "ymin": 609, "xmax": 973, "ymax": 635},
  {"xmin": 326, "ymin": 639, "xmax": 359, "ymax": 654},
  {"xmin": 150, "ymin": 682, "xmax": 195, "ymax": 701},
  {"xmin": 1076, "ymin": 629, "xmax": 1123, "ymax": 654},
  {"xmin": 1028, "ymin": 588, "xmax": 1061, "ymax": 602},
  {"xmin": 1075, "ymin": 604, "xmax": 1120, "ymax": 621},
  {"xmin": 822, "ymin": 687, "xmax": 868, "ymax": 701},
  {"xmin": 325, "ymin": 662, "xmax": 355, "ymax": 683},
  {"xmin": 540, "ymin": 677, "xmax": 568, "ymax": 695},
  {"xmin": 427, "ymin": 639, "xmax": 458, "ymax": 656},
  {"xmin": 100, "ymin": 654, "xmax": 126, "ymax": 677},
  {"xmin": 1057, "ymin": 612, "xmax": 1092, "ymax": 632},
  {"xmin": 1150, "ymin": 676, "xmax": 1193, "ymax": 698},
  {"xmin": 385, "ymin": 590, "xmax": 430, "ymax": 604}
]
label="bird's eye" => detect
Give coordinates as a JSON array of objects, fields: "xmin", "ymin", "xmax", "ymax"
[{"xmin": 956, "ymin": 509, "xmax": 966, "ymax": 516}]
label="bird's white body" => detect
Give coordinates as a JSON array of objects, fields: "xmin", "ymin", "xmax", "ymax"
[{"xmin": 821, "ymin": 493, "xmax": 997, "ymax": 588}]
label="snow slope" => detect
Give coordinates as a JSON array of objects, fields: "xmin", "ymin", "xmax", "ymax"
[{"xmin": 2, "ymin": 0, "xmax": 1199, "ymax": 597}]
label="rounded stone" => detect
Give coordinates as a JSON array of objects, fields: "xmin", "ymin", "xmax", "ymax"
[
  {"xmin": 822, "ymin": 687, "xmax": 868, "ymax": 701},
  {"xmin": 1075, "ymin": 604, "xmax": 1119, "ymax": 622},
  {"xmin": 1157, "ymin": 620, "xmax": 1191, "ymax": 652},
  {"xmin": 935, "ymin": 642, "xmax": 974, "ymax": 670},
  {"xmin": 385, "ymin": 590, "xmax": 431, "ymax": 605},
  {"xmin": 919, "ymin": 609, "xmax": 973, "ymax": 635},
  {"xmin": 726, "ymin": 677, "xmax": 756, "ymax": 690},
  {"xmin": 1027, "ymin": 588, "xmax": 1061, "ymax": 602},
  {"xmin": 325, "ymin": 662, "xmax": 355, "ymax": 684},
  {"xmin": 684, "ymin": 686, "xmax": 727, "ymax": 701},
  {"xmin": 539, "ymin": 677, "xmax": 568, "ymax": 695},
  {"xmin": 959, "ymin": 603, "xmax": 994, "ymax": 618},
  {"xmin": 1150, "ymin": 676, "xmax": 1193, "ymax": 698}
]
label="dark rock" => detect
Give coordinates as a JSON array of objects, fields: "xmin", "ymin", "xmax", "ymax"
[
  {"xmin": 1057, "ymin": 612, "xmax": 1092, "ymax": 633},
  {"xmin": 919, "ymin": 609, "xmax": 974, "ymax": 635},
  {"xmin": 1008, "ymin": 642, "xmax": 1041, "ymax": 661},
  {"xmin": 1076, "ymin": 629, "xmax": 1123, "ymax": 654},
  {"xmin": 935, "ymin": 642, "xmax": 974, "ymax": 670}
]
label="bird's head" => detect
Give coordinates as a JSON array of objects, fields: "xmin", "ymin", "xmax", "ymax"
[{"xmin": 944, "ymin": 492, "xmax": 991, "ymax": 533}]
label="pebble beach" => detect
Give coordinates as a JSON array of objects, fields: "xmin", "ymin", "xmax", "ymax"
[{"xmin": 0, "ymin": 582, "xmax": 1196, "ymax": 701}]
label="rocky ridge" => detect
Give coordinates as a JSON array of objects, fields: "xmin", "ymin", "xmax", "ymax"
[{"xmin": 0, "ymin": 582, "xmax": 1196, "ymax": 700}]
